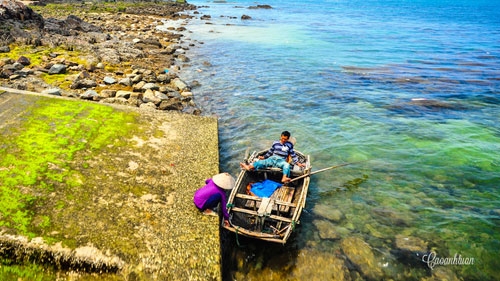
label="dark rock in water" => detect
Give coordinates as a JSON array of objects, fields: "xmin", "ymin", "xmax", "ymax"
[
  {"xmin": 408, "ymin": 98, "xmax": 457, "ymax": 109},
  {"xmin": 391, "ymin": 234, "xmax": 429, "ymax": 268},
  {"xmin": 386, "ymin": 98, "xmax": 465, "ymax": 114},
  {"xmin": 313, "ymin": 204, "xmax": 345, "ymax": 222},
  {"xmin": 313, "ymin": 220, "xmax": 345, "ymax": 240},
  {"xmin": 394, "ymin": 234, "xmax": 428, "ymax": 252},
  {"xmin": 340, "ymin": 236, "xmax": 384, "ymax": 280},
  {"xmin": 372, "ymin": 208, "xmax": 411, "ymax": 226},
  {"xmin": 241, "ymin": 14, "xmax": 252, "ymax": 20},
  {"xmin": 248, "ymin": 5, "xmax": 272, "ymax": 9}
]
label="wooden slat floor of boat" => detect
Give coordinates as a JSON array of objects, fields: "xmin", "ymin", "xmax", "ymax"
[
  {"xmin": 231, "ymin": 207, "xmax": 293, "ymax": 223},
  {"xmin": 236, "ymin": 193, "xmax": 297, "ymax": 207},
  {"xmin": 272, "ymin": 186, "xmax": 295, "ymax": 212}
]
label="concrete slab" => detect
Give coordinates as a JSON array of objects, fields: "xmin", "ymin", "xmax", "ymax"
[{"xmin": 0, "ymin": 89, "xmax": 221, "ymax": 280}]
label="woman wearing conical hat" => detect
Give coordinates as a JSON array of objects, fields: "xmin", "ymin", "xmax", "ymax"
[{"xmin": 193, "ymin": 172, "xmax": 235, "ymax": 227}]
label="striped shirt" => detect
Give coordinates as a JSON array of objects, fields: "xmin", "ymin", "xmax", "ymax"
[{"xmin": 263, "ymin": 141, "xmax": 299, "ymax": 164}]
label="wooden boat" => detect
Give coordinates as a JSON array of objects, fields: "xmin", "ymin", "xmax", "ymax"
[{"xmin": 223, "ymin": 149, "xmax": 311, "ymax": 244}]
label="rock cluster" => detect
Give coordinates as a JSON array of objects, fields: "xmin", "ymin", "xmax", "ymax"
[
  {"xmin": 0, "ymin": 0, "xmax": 201, "ymax": 114},
  {"xmin": 0, "ymin": 0, "xmax": 43, "ymax": 24}
]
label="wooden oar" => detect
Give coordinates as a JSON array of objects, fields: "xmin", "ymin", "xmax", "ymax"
[{"xmin": 287, "ymin": 160, "xmax": 367, "ymax": 183}]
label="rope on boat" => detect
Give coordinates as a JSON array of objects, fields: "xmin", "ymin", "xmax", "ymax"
[
  {"xmin": 233, "ymin": 226, "xmax": 247, "ymax": 248},
  {"xmin": 228, "ymin": 218, "xmax": 246, "ymax": 248},
  {"xmin": 234, "ymin": 226, "xmax": 241, "ymax": 247}
]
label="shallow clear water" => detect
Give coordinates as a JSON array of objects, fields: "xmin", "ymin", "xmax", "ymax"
[{"xmin": 177, "ymin": 0, "xmax": 500, "ymax": 279}]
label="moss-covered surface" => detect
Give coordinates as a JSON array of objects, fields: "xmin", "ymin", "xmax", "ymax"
[
  {"xmin": 30, "ymin": 1, "xmax": 187, "ymax": 18},
  {"xmin": 0, "ymin": 92, "xmax": 221, "ymax": 280}
]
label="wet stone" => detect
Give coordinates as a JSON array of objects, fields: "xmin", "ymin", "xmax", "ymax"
[
  {"xmin": 313, "ymin": 220, "xmax": 347, "ymax": 240},
  {"xmin": 313, "ymin": 204, "xmax": 345, "ymax": 222},
  {"xmin": 341, "ymin": 236, "xmax": 384, "ymax": 280}
]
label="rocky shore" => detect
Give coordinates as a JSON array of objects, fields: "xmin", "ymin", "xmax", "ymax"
[
  {"xmin": 0, "ymin": 0, "xmax": 202, "ymax": 114},
  {"xmin": 1, "ymin": 1, "xmax": 226, "ymax": 280}
]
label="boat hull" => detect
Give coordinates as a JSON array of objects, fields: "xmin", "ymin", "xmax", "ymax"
[{"xmin": 223, "ymin": 150, "xmax": 311, "ymax": 244}]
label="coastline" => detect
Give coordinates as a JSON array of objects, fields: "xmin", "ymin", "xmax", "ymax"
[
  {"xmin": 1, "ymin": 1, "xmax": 224, "ymax": 280},
  {"xmin": 0, "ymin": 91, "xmax": 221, "ymax": 280}
]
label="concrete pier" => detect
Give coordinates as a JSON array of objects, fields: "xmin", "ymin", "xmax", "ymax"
[{"xmin": 0, "ymin": 89, "xmax": 221, "ymax": 280}]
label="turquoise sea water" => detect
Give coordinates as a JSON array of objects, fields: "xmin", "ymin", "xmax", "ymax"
[{"xmin": 177, "ymin": 0, "xmax": 500, "ymax": 279}]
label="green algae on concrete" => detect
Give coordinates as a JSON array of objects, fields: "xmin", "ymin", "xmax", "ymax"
[
  {"xmin": 0, "ymin": 92, "xmax": 221, "ymax": 280},
  {"xmin": 0, "ymin": 94, "xmax": 139, "ymax": 237}
]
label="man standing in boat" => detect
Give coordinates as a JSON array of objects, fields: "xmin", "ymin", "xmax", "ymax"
[{"xmin": 240, "ymin": 130, "xmax": 306, "ymax": 183}]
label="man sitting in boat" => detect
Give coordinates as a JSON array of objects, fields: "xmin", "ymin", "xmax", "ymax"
[{"xmin": 240, "ymin": 130, "xmax": 306, "ymax": 183}]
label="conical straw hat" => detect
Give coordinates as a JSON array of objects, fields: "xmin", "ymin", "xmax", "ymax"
[{"xmin": 212, "ymin": 172, "xmax": 235, "ymax": 190}]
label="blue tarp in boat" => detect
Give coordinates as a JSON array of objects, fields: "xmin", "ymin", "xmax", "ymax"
[{"xmin": 250, "ymin": 179, "xmax": 282, "ymax": 198}]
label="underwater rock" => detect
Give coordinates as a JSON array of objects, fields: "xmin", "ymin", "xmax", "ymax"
[
  {"xmin": 372, "ymin": 207, "xmax": 411, "ymax": 227},
  {"xmin": 340, "ymin": 236, "xmax": 384, "ymax": 280},
  {"xmin": 248, "ymin": 5, "xmax": 272, "ymax": 9},
  {"xmin": 316, "ymin": 220, "xmax": 350, "ymax": 241},
  {"xmin": 391, "ymin": 234, "xmax": 429, "ymax": 267},
  {"xmin": 292, "ymin": 248, "xmax": 351, "ymax": 281},
  {"xmin": 422, "ymin": 266, "xmax": 461, "ymax": 281},
  {"xmin": 313, "ymin": 204, "xmax": 345, "ymax": 222},
  {"xmin": 314, "ymin": 220, "xmax": 341, "ymax": 240},
  {"xmin": 395, "ymin": 234, "xmax": 428, "ymax": 252}
]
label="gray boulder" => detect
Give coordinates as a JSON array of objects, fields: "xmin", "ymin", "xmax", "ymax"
[
  {"xmin": 48, "ymin": 64, "xmax": 67, "ymax": 74},
  {"xmin": 41, "ymin": 88, "xmax": 62, "ymax": 96}
]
